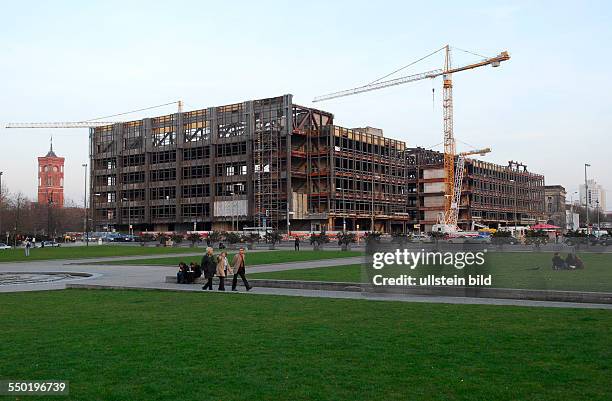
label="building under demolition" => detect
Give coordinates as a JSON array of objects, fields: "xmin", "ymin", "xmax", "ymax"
[
  {"xmin": 407, "ymin": 148, "xmax": 545, "ymax": 231},
  {"xmin": 90, "ymin": 94, "xmax": 545, "ymax": 233}
]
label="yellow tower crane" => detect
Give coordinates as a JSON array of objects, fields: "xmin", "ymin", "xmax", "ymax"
[{"xmin": 313, "ymin": 45, "xmax": 509, "ymax": 229}]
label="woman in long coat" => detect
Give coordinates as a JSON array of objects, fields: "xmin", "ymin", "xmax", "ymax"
[{"xmin": 216, "ymin": 251, "xmax": 230, "ymax": 291}]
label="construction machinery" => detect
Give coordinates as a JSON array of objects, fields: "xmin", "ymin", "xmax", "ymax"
[
  {"xmin": 5, "ymin": 101, "xmax": 183, "ymax": 129},
  {"xmin": 432, "ymin": 147, "xmax": 490, "ymax": 233},
  {"xmin": 314, "ymin": 45, "xmax": 510, "ymax": 232}
]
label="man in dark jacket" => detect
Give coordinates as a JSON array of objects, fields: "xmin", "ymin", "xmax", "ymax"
[{"xmin": 201, "ymin": 247, "xmax": 216, "ymax": 290}]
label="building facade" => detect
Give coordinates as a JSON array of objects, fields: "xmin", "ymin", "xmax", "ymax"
[
  {"xmin": 38, "ymin": 140, "xmax": 65, "ymax": 208},
  {"xmin": 544, "ymin": 185, "xmax": 567, "ymax": 227},
  {"xmin": 407, "ymin": 148, "xmax": 546, "ymax": 231},
  {"xmin": 90, "ymin": 94, "xmax": 546, "ymax": 233},
  {"xmin": 580, "ymin": 179, "xmax": 606, "ymax": 212}
]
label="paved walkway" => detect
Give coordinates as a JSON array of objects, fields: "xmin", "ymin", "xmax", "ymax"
[
  {"xmin": 1, "ymin": 254, "xmax": 612, "ymax": 310},
  {"xmin": 0, "ymin": 254, "xmax": 362, "ymax": 293}
]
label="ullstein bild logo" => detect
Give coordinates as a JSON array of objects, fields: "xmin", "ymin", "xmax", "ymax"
[{"xmin": 369, "ymin": 249, "xmax": 491, "ymax": 287}]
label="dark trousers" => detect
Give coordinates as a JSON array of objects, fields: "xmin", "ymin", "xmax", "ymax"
[
  {"xmin": 202, "ymin": 277, "xmax": 213, "ymax": 290},
  {"xmin": 218, "ymin": 277, "xmax": 225, "ymax": 291},
  {"xmin": 294, "ymin": 243, "xmax": 299, "ymax": 251},
  {"xmin": 232, "ymin": 270, "xmax": 250, "ymax": 290}
]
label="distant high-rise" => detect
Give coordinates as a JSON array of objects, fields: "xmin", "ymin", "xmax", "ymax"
[
  {"xmin": 38, "ymin": 138, "xmax": 65, "ymax": 208},
  {"xmin": 580, "ymin": 179, "xmax": 606, "ymax": 212}
]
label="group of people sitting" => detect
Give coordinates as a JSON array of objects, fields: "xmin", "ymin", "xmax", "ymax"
[
  {"xmin": 551, "ymin": 252, "xmax": 585, "ymax": 270},
  {"xmin": 177, "ymin": 247, "xmax": 252, "ymax": 292}
]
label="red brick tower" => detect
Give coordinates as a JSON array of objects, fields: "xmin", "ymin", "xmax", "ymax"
[{"xmin": 38, "ymin": 138, "xmax": 65, "ymax": 207}]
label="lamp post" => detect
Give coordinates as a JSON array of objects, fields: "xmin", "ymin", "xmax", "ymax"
[
  {"xmin": 0, "ymin": 171, "xmax": 3, "ymax": 242},
  {"xmin": 509, "ymin": 179, "xmax": 518, "ymax": 233},
  {"xmin": 371, "ymin": 172, "xmax": 381, "ymax": 232},
  {"xmin": 336, "ymin": 186, "xmax": 346, "ymax": 232},
  {"xmin": 82, "ymin": 163, "xmax": 88, "ymax": 246},
  {"xmin": 584, "ymin": 163, "xmax": 590, "ymax": 233},
  {"xmin": 122, "ymin": 197, "xmax": 131, "ymax": 236},
  {"xmin": 596, "ymin": 200, "xmax": 600, "ymax": 233}
]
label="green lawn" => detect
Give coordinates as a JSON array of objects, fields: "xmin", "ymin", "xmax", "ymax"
[
  {"xmin": 99, "ymin": 250, "xmax": 363, "ymax": 266},
  {"xmin": 252, "ymin": 263, "xmax": 363, "ymax": 282},
  {"xmin": 250, "ymin": 252, "xmax": 612, "ymax": 292},
  {"xmin": 0, "ymin": 245, "xmax": 201, "ymax": 263},
  {"xmin": 0, "ymin": 289, "xmax": 610, "ymax": 401}
]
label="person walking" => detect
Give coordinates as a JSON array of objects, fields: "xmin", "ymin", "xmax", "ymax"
[
  {"xmin": 216, "ymin": 251, "xmax": 229, "ymax": 291},
  {"xmin": 24, "ymin": 238, "xmax": 31, "ymax": 257},
  {"xmin": 231, "ymin": 247, "xmax": 252, "ymax": 291},
  {"xmin": 294, "ymin": 236, "xmax": 300, "ymax": 251},
  {"xmin": 201, "ymin": 247, "xmax": 216, "ymax": 291}
]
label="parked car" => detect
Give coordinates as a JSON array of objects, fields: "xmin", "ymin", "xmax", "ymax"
[
  {"xmin": 594, "ymin": 235, "xmax": 611, "ymax": 246},
  {"xmin": 409, "ymin": 233, "xmax": 433, "ymax": 243},
  {"xmin": 39, "ymin": 241, "xmax": 61, "ymax": 248},
  {"xmin": 0, "ymin": 243, "xmax": 11, "ymax": 250}
]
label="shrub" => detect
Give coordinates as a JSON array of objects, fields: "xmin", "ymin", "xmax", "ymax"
[
  {"xmin": 170, "ymin": 233, "xmax": 184, "ymax": 245},
  {"xmin": 338, "ymin": 232, "xmax": 357, "ymax": 246},
  {"xmin": 186, "ymin": 233, "xmax": 201, "ymax": 247},
  {"xmin": 224, "ymin": 232, "xmax": 242, "ymax": 245},
  {"xmin": 207, "ymin": 231, "xmax": 223, "ymax": 244},
  {"xmin": 264, "ymin": 230, "xmax": 283, "ymax": 245},
  {"xmin": 309, "ymin": 231, "xmax": 330, "ymax": 246},
  {"xmin": 156, "ymin": 233, "xmax": 170, "ymax": 246}
]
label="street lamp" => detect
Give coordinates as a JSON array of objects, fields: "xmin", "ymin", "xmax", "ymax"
[
  {"xmin": 596, "ymin": 200, "xmax": 601, "ymax": 233},
  {"xmin": 509, "ymin": 179, "xmax": 518, "ymax": 233},
  {"xmin": 82, "ymin": 163, "xmax": 89, "ymax": 246},
  {"xmin": 584, "ymin": 163, "xmax": 590, "ymax": 233},
  {"xmin": 122, "ymin": 197, "xmax": 131, "ymax": 236},
  {"xmin": 371, "ymin": 173, "xmax": 381, "ymax": 232},
  {"xmin": 0, "ymin": 171, "xmax": 3, "ymax": 242},
  {"xmin": 336, "ymin": 186, "xmax": 346, "ymax": 232}
]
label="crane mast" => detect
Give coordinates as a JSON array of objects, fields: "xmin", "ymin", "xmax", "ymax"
[
  {"xmin": 446, "ymin": 148, "xmax": 491, "ymax": 228},
  {"xmin": 442, "ymin": 45, "xmax": 456, "ymax": 226},
  {"xmin": 313, "ymin": 45, "xmax": 509, "ymax": 231}
]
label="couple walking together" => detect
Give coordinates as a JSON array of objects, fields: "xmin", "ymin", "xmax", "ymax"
[{"xmin": 201, "ymin": 247, "xmax": 252, "ymax": 292}]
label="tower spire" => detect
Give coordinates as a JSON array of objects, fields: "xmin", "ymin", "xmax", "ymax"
[{"xmin": 45, "ymin": 135, "xmax": 57, "ymax": 158}]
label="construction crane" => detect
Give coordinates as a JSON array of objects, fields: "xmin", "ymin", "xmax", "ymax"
[
  {"xmin": 314, "ymin": 45, "xmax": 510, "ymax": 230},
  {"xmin": 5, "ymin": 101, "xmax": 184, "ymax": 129},
  {"xmin": 435, "ymin": 147, "xmax": 491, "ymax": 233}
]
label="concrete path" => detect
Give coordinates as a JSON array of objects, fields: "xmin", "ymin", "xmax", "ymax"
[
  {"xmin": 2, "ymin": 253, "xmax": 612, "ymax": 310},
  {"xmin": 0, "ymin": 254, "xmax": 362, "ymax": 293}
]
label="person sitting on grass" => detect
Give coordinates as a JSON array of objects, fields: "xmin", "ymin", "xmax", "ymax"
[
  {"xmin": 177, "ymin": 262, "xmax": 189, "ymax": 284},
  {"xmin": 551, "ymin": 253, "xmax": 566, "ymax": 270},
  {"xmin": 566, "ymin": 253, "xmax": 584, "ymax": 270},
  {"xmin": 190, "ymin": 262, "xmax": 202, "ymax": 281}
]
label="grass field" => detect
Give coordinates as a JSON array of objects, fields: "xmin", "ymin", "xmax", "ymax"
[
  {"xmin": 250, "ymin": 252, "xmax": 612, "ymax": 292},
  {"xmin": 0, "ymin": 289, "xmax": 610, "ymax": 401},
  {"xmin": 0, "ymin": 245, "xmax": 202, "ymax": 263},
  {"xmin": 99, "ymin": 250, "xmax": 363, "ymax": 266}
]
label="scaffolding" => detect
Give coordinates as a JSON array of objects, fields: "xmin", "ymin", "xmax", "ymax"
[{"xmin": 252, "ymin": 97, "xmax": 287, "ymax": 229}]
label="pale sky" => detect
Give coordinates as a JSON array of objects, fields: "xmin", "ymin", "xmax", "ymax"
[{"xmin": 1, "ymin": 0, "xmax": 610, "ymax": 209}]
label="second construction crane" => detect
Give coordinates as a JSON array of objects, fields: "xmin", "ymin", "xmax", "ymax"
[{"xmin": 314, "ymin": 45, "xmax": 510, "ymax": 231}]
